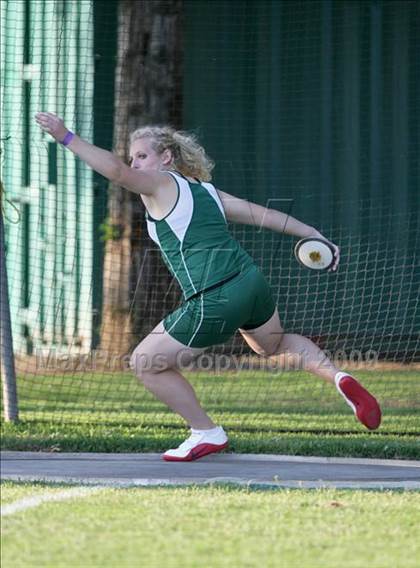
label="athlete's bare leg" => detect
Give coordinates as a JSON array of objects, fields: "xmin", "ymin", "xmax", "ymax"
[
  {"xmin": 239, "ymin": 309, "xmax": 340, "ymax": 381},
  {"xmin": 130, "ymin": 321, "xmax": 216, "ymax": 429},
  {"xmin": 239, "ymin": 309, "xmax": 381, "ymax": 430}
]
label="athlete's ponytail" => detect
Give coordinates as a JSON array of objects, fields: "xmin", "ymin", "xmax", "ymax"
[{"xmin": 129, "ymin": 126, "xmax": 215, "ymax": 182}]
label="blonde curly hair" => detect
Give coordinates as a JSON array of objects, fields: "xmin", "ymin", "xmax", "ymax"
[{"xmin": 129, "ymin": 126, "xmax": 215, "ymax": 182}]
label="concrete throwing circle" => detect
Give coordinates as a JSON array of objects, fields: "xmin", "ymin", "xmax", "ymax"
[{"xmin": 2, "ymin": 452, "xmax": 420, "ymax": 490}]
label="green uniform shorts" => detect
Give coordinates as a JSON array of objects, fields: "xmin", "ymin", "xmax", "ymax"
[{"xmin": 163, "ymin": 264, "xmax": 276, "ymax": 348}]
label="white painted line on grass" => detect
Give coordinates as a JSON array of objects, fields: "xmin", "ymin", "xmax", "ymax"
[{"xmin": 1, "ymin": 486, "xmax": 103, "ymax": 517}]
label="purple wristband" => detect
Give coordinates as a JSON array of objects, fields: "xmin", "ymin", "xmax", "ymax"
[{"xmin": 61, "ymin": 131, "xmax": 74, "ymax": 146}]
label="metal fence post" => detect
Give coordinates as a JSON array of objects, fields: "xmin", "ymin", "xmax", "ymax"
[{"xmin": 0, "ymin": 208, "xmax": 19, "ymax": 422}]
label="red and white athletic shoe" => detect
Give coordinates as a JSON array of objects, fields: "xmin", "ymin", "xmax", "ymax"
[
  {"xmin": 163, "ymin": 426, "xmax": 228, "ymax": 462},
  {"xmin": 335, "ymin": 372, "xmax": 382, "ymax": 430}
]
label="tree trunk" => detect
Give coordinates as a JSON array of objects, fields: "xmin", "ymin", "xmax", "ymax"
[{"xmin": 100, "ymin": 0, "xmax": 183, "ymax": 356}]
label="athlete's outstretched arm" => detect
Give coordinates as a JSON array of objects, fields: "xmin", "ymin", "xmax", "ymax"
[
  {"xmin": 217, "ymin": 189, "xmax": 340, "ymax": 270},
  {"xmin": 218, "ymin": 189, "xmax": 318, "ymax": 237},
  {"xmin": 35, "ymin": 112, "xmax": 167, "ymax": 196}
]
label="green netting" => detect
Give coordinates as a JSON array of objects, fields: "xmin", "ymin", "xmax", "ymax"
[{"xmin": 1, "ymin": 0, "xmax": 419, "ymax": 429}]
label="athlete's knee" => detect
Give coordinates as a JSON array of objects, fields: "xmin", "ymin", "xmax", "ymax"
[
  {"xmin": 253, "ymin": 334, "xmax": 284, "ymax": 357},
  {"xmin": 130, "ymin": 346, "xmax": 168, "ymax": 379}
]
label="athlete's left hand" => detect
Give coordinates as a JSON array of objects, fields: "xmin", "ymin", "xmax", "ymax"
[{"xmin": 35, "ymin": 112, "xmax": 69, "ymax": 143}]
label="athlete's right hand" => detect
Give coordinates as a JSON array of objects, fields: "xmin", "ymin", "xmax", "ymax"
[
  {"xmin": 310, "ymin": 230, "xmax": 340, "ymax": 272},
  {"xmin": 321, "ymin": 236, "xmax": 340, "ymax": 272},
  {"xmin": 35, "ymin": 112, "xmax": 69, "ymax": 143}
]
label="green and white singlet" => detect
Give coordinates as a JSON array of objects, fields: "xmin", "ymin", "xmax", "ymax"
[
  {"xmin": 146, "ymin": 171, "xmax": 254, "ymax": 299},
  {"xmin": 146, "ymin": 171, "xmax": 276, "ymax": 348}
]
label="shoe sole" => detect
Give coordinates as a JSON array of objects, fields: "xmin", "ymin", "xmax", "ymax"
[
  {"xmin": 163, "ymin": 441, "xmax": 229, "ymax": 462},
  {"xmin": 338, "ymin": 376, "xmax": 382, "ymax": 430}
]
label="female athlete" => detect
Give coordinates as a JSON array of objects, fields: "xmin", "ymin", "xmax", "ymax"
[{"xmin": 35, "ymin": 112, "xmax": 382, "ymax": 461}]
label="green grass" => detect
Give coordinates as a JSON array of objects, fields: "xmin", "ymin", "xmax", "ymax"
[
  {"xmin": 2, "ymin": 481, "xmax": 420, "ymax": 568},
  {"xmin": 2, "ymin": 370, "xmax": 419, "ymax": 459}
]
